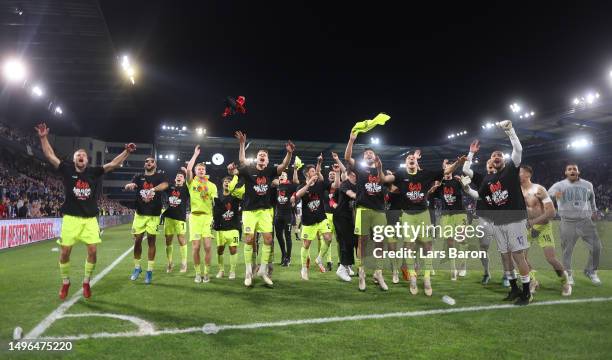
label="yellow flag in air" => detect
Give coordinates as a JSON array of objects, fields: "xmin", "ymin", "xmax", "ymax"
[
  {"xmin": 294, "ymin": 156, "xmax": 303, "ymax": 170},
  {"xmin": 351, "ymin": 113, "xmax": 391, "ymax": 134}
]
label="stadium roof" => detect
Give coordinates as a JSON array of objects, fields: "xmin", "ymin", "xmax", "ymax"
[
  {"xmin": 0, "ymin": 0, "xmax": 137, "ymax": 133},
  {"xmin": 155, "ymin": 99, "xmax": 612, "ymax": 170}
]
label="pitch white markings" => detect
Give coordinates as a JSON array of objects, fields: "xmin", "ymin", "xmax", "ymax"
[
  {"xmin": 24, "ymin": 246, "xmax": 135, "ymax": 339},
  {"xmin": 36, "ymin": 296, "xmax": 612, "ymax": 341}
]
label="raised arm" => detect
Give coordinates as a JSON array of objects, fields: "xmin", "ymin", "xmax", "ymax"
[
  {"xmin": 294, "ymin": 176, "xmax": 317, "ymax": 200},
  {"xmin": 35, "ymin": 123, "xmax": 60, "ymax": 169},
  {"xmin": 498, "ymin": 120, "xmax": 522, "ymax": 166},
  {"xmin": 443, "ymin": 156, "xmax": 467, "ymax": 176},
  {"xmin": 103, "ymin": 143, "xmax": 136, "ymax": 173},
  {"xmin": 344, "ymin": 132, "xmax": 357, "ymax": 167},
  {"xmin": 277, "ymin": 140, "xmax": 295, "ymax": 175},
  {"xmin": 463, "ymin": 140, "xmax": 479, "ymax": 178},
  {"xmin": 234, "ymin": 131, "xmax": 247, "ymax": 166},
  {"xmin": 316, "ymin": 153, "xmax": 324, "ymax": 181},
  {"xmin": 186, "ymin": 145, "xmax": 201, "ymax": 183},
  {"xmin": 332, "ymin": 168, "xmax": 341, "ymax": 190},
  {"xmin": 460, "ymin": 176, "xmax": 480, "ymax": 200},
  {"xmin": 292, "ymin": 167, "xmax": 300, "ymax": 184}
]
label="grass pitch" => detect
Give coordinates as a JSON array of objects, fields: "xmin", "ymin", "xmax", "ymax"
[{"xmin": 1, "ymin": 222, "xmax": 611, "ymax": 359}]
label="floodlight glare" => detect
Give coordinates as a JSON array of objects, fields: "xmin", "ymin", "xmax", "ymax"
[
  {"xmin": 3, "ymin": 58, "xmax": 27, "ymax": 82},
  {"xmin": 182, "ymin": 126, "xmax": 187, "ymax": 131},
  {"xmin": 31, "ymin": 85, "xmax": 44, "ymax": 97},
  {"xmin": 54, "ymin": 106, "xmax": 63, "ymax": 115}
]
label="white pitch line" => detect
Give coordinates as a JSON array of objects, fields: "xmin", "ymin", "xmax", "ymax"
[
  {"xmin": 24, "ymin": 246, "xmax": 135, "ymax": 339},
  {"xmin": 36, "ymin": 296, "xmax": 612, "ymax": 341}
]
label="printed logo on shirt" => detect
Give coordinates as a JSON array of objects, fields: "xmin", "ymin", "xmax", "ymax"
[
  {"xmin": 489, "ymin": 181, "xmax": 509, "ymax": 206},
  {"xmin": 254, "ymin": 176, "xmax": 269, "ymax": 195},
  {"xmin": 222, "ymin": 202, "xmax": 234, "ymax": 221},
  {"xmin": 307, "ymin": 193, "xmax": 321, "ymax": 212},
  {"xmin": 443, "ymin": 186, "xmax": 456, "ymax": 205},
  {"xmin": 405, "ymin": 182, "xmax": 424, "ymax": 203},
  {"xmin": 277, "ymin": 190, "xmax": 289, "ymax": 204},
  {"xmin": 168, "ymin": 190, "xmax": 182, "ymax": 207},
  {"xmin": 73, "ymin": 179, "xmax": 91, "ymax": 200},
  {"xmin": 365, "ymin": 175, "xmax": 382, "ymax": 195},
  {"xmin": 140, "ymin": 181, "xmax": 155, "ymax": 200}
]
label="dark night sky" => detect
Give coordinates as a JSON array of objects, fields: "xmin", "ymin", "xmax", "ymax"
[{"xmin": 97, "ymin": 1, "xmax": 612, "ymax": 146}]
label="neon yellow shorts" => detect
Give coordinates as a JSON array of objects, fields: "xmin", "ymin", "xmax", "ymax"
[
  {"xmin": 528, "ymin": 222, "xmax": 555, "ymax": 248},
  {"xmin": 302, "ymin": 218, "xmax": 332, "ymax": 241},
  {"xmin": 354, "ymin": 207, "xmax": 386, "ymax": 236},
  {"xmin": 216, "ymin": 229, "xmax": 239, "ymax": 247},
  {"xmin": 132, "ymin": 214, "xmax": 160, "ymax": 235},
  {"xmin": 242, "ymin": 208, "xmax": 274, "ymax": 235},
  {"xmin": 400, "ymin": 210, "xmax": 432, "ymax": 243},
  {"xmin": 164, "ymin": 217, "xmax": 186, "ymax": 236},
  {"xmin": 325, "ymin": 213, "xmax": 335, "ymax": 234},
  {"xmin": 189, "ymin": 213, "xmax": 213, "ymax": 241},
  {"xmin": 58, "ymin": 215, "xmax": 101, "ymax": 246},
  {"xmin": 440, "ymin": 213, "xmax": 467, "ymax": 229}
]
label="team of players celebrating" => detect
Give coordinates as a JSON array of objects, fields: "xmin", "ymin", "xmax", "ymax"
[{"xmin": 37, "ymin": 119, "xmax": 603, "ymax": 306}]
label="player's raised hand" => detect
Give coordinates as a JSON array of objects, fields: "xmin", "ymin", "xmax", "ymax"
[
  {"xmin": 469, "ymin": 139, "xmax": 480, "ymax": 153},
  {"xmin": 498, "ymin": 120, "xmax": 513, "ymax": 130},
  {"xmin": 180, "ymin": 167, "xmax": 187, "ymax": 173},
  {"xmin": 456, "ymin": 155, "xmax": 467, "ymax": 165},
  {"xmin": 193, "ymin": 145, "xmax": 201, "ymax": 156},
  {"xmin": 124, "ymin": 183, "xmax": 137, "ymax": 191},
  {"xmin": 234, "ymin": 131, "xmax": 246, "ymax": 144},
  {"xmin": 306, "ymin": 175, "xmax": 317, "ymax": 188},
  {"xmin": 286, "ymin": 140, "xmax": 295, "ymax": 153},
  {"xmin": 414, "ymin": 149, "xmax": 422, "ymax": 160},
  {"xmin": 227, "ymin": 162, "xmax": 238, "ymax": 174},
  {"xmin": 317, "ymin": 153, "xmax": 323, "ymax": 163},
  {"xmin": 35, "ymin": 123, "xmax": 49, "ymax": 137},
  {"xmin": 125, "ymin": 143, "xmax": 137, "ymax": 153},
  {"xmin": 349, "ymin": 132, "xmax": 357, "ymax": 141}
]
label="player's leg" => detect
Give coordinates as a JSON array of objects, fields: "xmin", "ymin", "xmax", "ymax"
[
  {"xmin": 507, "ymin": 221, "xmax": 532, "ymax": 305},
  {"xmin": 58, "ymin": 245, "xmax": 73, "ymax": 299},
  {"xmin": 315, "ymin": 220, "xmax": 333, "ymax": 271},
  {"xmin": 455, "ymin": 215, "xmax": 469, "ymax": 277},
  {"xmin": 559, "ymin": 219, "xmax": 579, "ymax": 284},
  {"xmin": 177, "ymin": 234, "xmax": 188, "ymax": 272},
  {"xmin": 202, "ymin": 236, "xmax": 213, "ymax": 282},
  {"xmin": 578, "ymin": 219, "xmax": 602, "ymax": 285},
  {"xmin": 192, "ymin": 240, "xmax": 202, "ymax": 282},
  {"xmin": 227, "ymin": 230, "xmax": 239, "ymax": 279},
  {"xmin": 145, "ymin": 232, "xmax": 157, "ymax": 284},
  {"xmin": 301, "ymin": 237, "xmax": 312, "ymax": 280},
  {"xmin": 325, "ymin": 213, "xmax": 335, "ymax": 270},
  {"xmin": 284, "ymin": 216, "xmax": 293, "ymax": 266},
  {"xmin": 242, "ymin": 210, "xmax": 258, "ymax": 286},
  {"xmin": 216, "ymin": 231, "xmax": 226, "ymax": 279},
  {"xmin": 274, "ymin": 216, "xmax": 287, "ymax": 265},
  {"xmin": 354, "ymin": 207, "xmax": 371, "ymax": 291},
  {"xmin": 371, "ymin": 210, "xmax": 388, "ymax": 291},
  {"xmin": 255, "ymin": 209, "xmax": 275, "ymax": 285},
  {"xmin": 131, "ymin": 233, "xmax": 144, "ymax": 280},
  {"xmin": 165, "ymin": 234, "xmax": 174, "ymax": 273},
  {"xmin": 478, "ymin": 218, "xmax": 492, "ymax": 285},
  {"xmin": 333, "ymin": 215, "xmax": 352, "ymax": 282}
]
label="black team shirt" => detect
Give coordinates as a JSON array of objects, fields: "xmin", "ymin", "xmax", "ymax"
[
  {"xmin": 434, "ymin": 177, "xmax": 464, "ymax": 212},
  {"xmin": 58, "ymin": 161, "xmax": 105, "ymax": 217},
  {"xmin": 239, "ymin": 164, "xmax": 278, "ymax": 211},
  {"xmin": 131, "ymin": 172, "xmax": 168, "ymax": 216},
  {"xmin": 393, "ymin": 169, "xmax": 444, "ymax": 212},
  {"xmin": 163, "ymin": 184, "xmax": 189, "ymax": 221},
  {"xmin": 355, "ymin": 166, "xmax": 385, "ymax": 211},
  {"xmin": 477, "ymin": 160, "xmax": 527, "ymax": 225},
  {"xmin": 214, "ymin": 193, "xmax": 241, "ymax": 231},
  {"xmin": 324, "ymin": 184, "xmax": 339, "ymax": 215},
  {"xmin": 298, "ymin": 179, "xmax": 329, "ymax": 226},
  {"xmin": 274, "ymin": 181, "xmax": 297, "ymax": 218},
  {"xmin": 336, "ymin": 180, "xmax": 357, "ymax": 219}
]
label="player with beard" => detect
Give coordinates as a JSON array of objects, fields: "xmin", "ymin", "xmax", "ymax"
[
  {"xmin": 463, "ymin": 140, "xmax": 505, "ymax": 286},
  {"xmin": 519, "ymin": 165, "xmax": 572, "ymax": 296},
  {"xmin": 272, "ymin": 170, "xmax": 298, "ymax": 266},
  {"xmin": 294, "ymin": 162, "xmax": 333, "ymax": 280},
  {"xmin": 428, "ymin": 160, "xmax": 468, "ymax": 281},
  {"xmin": 231, "ymin": 131, "xmax": 294, "ymax": 287},
  {"xmin": 125, "ymin": 157, "xmax": 169, "ymax": 285},
  {"xmin": 462, "ymin": 120, "xmax": 532, "ymax": 305},
  {"xmin": 344, "ymin": 131, "xmax": 390, "ymax": 292},
  {"xmin": 548, "ymin": 164, "xmax": 602, "ymax": 286},
  {"xmin": 36, "ymin": 123, "xmax": 135, "ymax": 299},
  {"xmin": 184, "ymin": 145, "xmax": 218, "ymax": 283},
  {"xmin": 380, "ymin": 151, "xmax": 465, "ymax": 296},
  {"xmin": 213, "ymin": 176, "xmax": 241, "ymax": 280},
  {"xmin": 162, "ymin": 171, "xmax": 190, "ymax": 273},
  {"xmin": 321, "ymin": 161, "xmax": 341, "ymax": 271}
]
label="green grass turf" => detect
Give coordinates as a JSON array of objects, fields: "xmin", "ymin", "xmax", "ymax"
[{"xmin": 1, "ymin": 221, "xmax": 611, "ymax": 359}]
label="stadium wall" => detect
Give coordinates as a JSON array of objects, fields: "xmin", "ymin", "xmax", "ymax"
[{"xmin": 0, "ymin": 215, "xmax": 134, "ymax": 250}]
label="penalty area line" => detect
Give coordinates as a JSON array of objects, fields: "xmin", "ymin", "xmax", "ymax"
[
  {"xmin": 36, "ymin": 296, "xmax": 612, "ymax": 341},
  {"xmin": 24, "ymin": 245, "xmax": 135, "ymax": 339}
]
